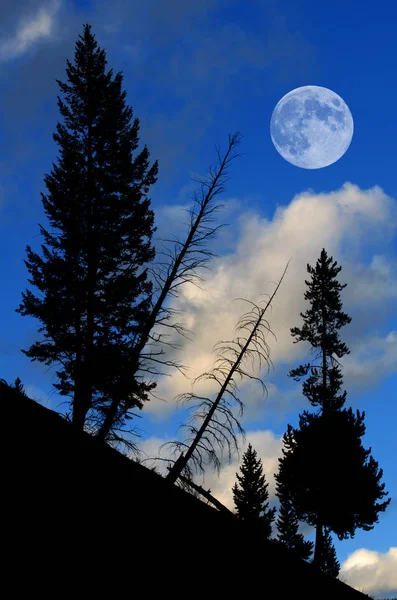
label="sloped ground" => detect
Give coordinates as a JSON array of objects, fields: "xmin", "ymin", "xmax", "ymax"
[{"xmin": 3, "ymin": 380, "xmax": 370, "ymax": 598}]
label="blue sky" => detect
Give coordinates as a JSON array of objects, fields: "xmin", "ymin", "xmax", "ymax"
[{"xmin": 0, "ymin": 0, "xmax": 396, "ymax": 595}]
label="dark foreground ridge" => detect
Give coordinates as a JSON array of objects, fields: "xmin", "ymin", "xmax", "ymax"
[{"xmin": 3, "ymin": 380, "xmax": 370, "ymax": 597}]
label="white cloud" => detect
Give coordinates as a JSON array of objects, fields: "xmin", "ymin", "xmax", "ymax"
[
  {"xmin": 139, "ymin": 429, "xmax": 283, "ymax": 512},
  {"xmin": 340, "ymin": 547, "xmax": 397, "ymax": 596},
  {"xmin": 342, "ymin": 330, "xmax": 397, "ymax": 389},
  {"xmin": 138, "ymin": 436, "xmax": 172, "ymax": 471},
  {"xmin": 0, "ymin": 0, "xmax": 60, "ymax": 62},
  {"xmin": 145, "ymin": 182, "xmax": 397, "ymax": 418},
  {"xmin": 24, "ymin": 383, "xmax": 53, "ymax": 407},
  {"xmin": 229, "ymin": 380, "xmax": 285, "ymax": 425},
  {"xmin": 342, "ymin": 254, "xmax": 397, "ymax": 308}
]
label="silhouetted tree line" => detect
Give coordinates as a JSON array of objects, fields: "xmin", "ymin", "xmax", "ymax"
[{"xmin": 8, "ymin": 23, "xmax": 390, "ymax": 581}]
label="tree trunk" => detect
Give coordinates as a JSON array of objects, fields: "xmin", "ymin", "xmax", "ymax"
[
  {"xmin": 72, "ymin": 372, "xmax": 91, "ymax": 431},
  {"xmin": 313, "ymin": 521, "xmax": 323, "ymax": 569},
  {"xmin": 166, "ymin": 318, "xmax": 262, "ymax": 484},
  {"xmin": 71, "ymin": 111, "xmax": 95, "ymax": 431},
  {"xmin": 96, "ymin": 389, "xmax": 121, "ymax": 442},
  {"xmin": 166, "ymin": 262, "xmax": 289, "ymax": 484},
  {"xmin": 178, "ymin": 473, "xmax": 232, "ymax": 515},
  {"xmin": 321, "ymin": 280, "xmax": 328, "ymax": 414}
]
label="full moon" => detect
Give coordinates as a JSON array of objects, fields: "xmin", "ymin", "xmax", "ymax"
[{"xmin": 270, "ymin": 85, "xmax": 354, "ymax": 169}]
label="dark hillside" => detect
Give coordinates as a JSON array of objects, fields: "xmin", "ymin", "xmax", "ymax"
[{"xmin": 3, "ymin": 380, "xmax": 370, "ymax": 597}]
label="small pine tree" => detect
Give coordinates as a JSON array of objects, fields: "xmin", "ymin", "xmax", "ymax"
[
  {"xmin": 232, "ymin": 443, "xmax": 276, "ymax": 538},
  {"xmin": 320, "ymin": 527, "xmax": 340, "ymax": 577},
  {"xmin": 276, "ymin": 487, "xmax": 313, "ymax": 561},
  {"xmin": 13, "ymin": 377, "xmax": 27, "ymax": 396}
]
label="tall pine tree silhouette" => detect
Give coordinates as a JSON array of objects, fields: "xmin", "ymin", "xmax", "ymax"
[
  {"xmin": 16, "ymin": 24, "xmax": 158, "ymax": 433},
  {"xmin": 276, "ymin": 249, "xmax": 390, "ymax": 574},
  {"xmin": 232, "ymin": 443, "xmax": 276, "ymax": 539},
  {"xmin": 288, "ymin": 248, "xmax": 350, "ymax": 567}
]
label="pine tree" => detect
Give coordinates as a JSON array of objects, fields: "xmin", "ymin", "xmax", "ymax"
[
  {"xmin": 320, "ymin": 527, "xmax": 340, "ymax": 578},
  {"xmin": 232, "ymin": 443, "xmax": 276, "ymax": 538},
  {"xmin": 278, "ymin": 409, "xmax": 390, "ymax": 539},
  {"xmin": 287, "ymin": 248, "xmax": 351, "ymax": 566},
  {"xmin": 276, "ymin": 406, "xmax": 390, "ymax": 575},
  {"xmin": 288, "ymin": 248, "xmax": 352, "ymax": 414},
  {"xmin": 277, "ymin": 249, "xmax": 390, "ymax": 574},
  {"xmin": 276, "ymin": 480, "xmax": 313, "ymax": 561},
  {"xmin": 12, "ymin": 377, "xmax": 27, "ymax": 396},
  {"xmin": 15, "ymin": 24, "xmax": 158, "ymax": 434}
]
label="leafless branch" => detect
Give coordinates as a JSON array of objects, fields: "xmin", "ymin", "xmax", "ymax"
[
  {"xmin": 96, "ymin": 132, "xmax": 243, "ymax": 441},
  {"xmin": 165, "ymin": 260, "xmax": 291, "ymax": 483}
]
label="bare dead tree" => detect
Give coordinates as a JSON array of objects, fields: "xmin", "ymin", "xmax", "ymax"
[
  {"xmin": 96, "ymin": 132, "xmax": 243, "ymax": 443},
  {"xmin": 164, "ymin": 260, "xmax": 291, "ymax": 484}
]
